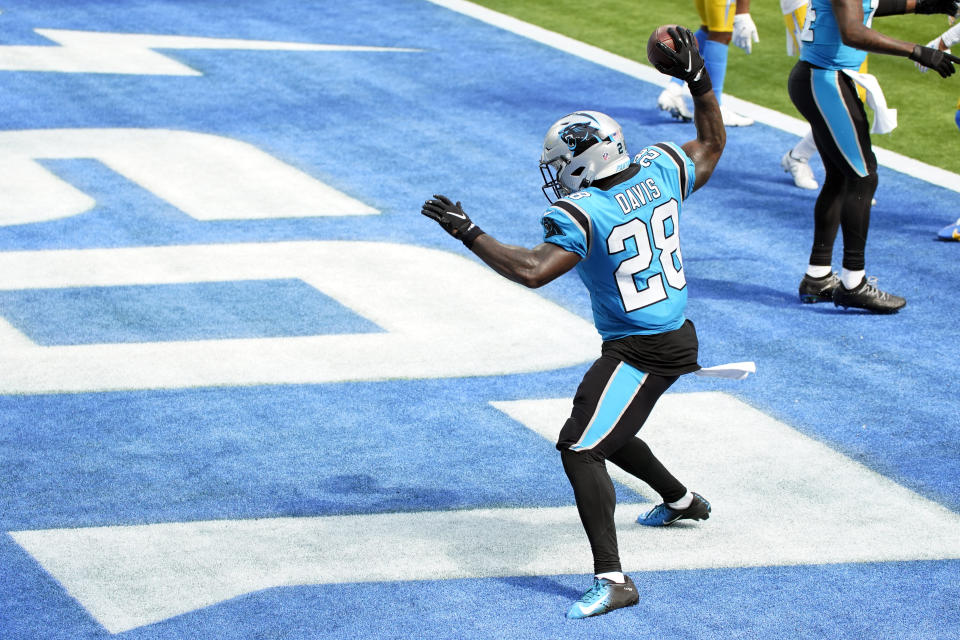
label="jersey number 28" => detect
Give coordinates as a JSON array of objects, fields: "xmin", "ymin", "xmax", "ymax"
[{"xmin": 606, "ymin": 199, "xmax": 685, "ymax": 312}]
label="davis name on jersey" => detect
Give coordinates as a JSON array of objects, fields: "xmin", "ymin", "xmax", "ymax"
[{"xmin": 541, "ymin": 141, "xmax": 696, "ymax": 340}]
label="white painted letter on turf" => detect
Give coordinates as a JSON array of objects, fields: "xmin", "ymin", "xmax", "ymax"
[
  {"xmin": 0, "ymin": 129, "xmax": 378, "ymax": 226},
  {"xmin": 0, "ymin": 29, "xmax": 420, "ymax": 76},
  {"xmin": 0, "ymin": 241, "xmax": 599, "ymax": 392},
  {"xmin": 10, "ymin": 393, "xmax": 960, "ymax": 633}
]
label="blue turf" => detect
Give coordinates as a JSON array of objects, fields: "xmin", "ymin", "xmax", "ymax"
[
  {"xmin": 0, "ymin": 279, "xmax": 380, "ymax": 344},
  {"xmin": 0, "ymin": 0, "xmax": 958, "ymax": 638}
]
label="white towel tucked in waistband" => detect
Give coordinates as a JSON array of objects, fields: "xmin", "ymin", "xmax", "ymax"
[{"xmin": 842, "ymin": 69, "xmax": 898, "ymax": 134}]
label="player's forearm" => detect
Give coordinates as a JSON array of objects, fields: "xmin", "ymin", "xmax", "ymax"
[
  {"xmin": 684, "ymin": 90, "xmax": 725, "ymax": 191},
  {"xmin": 839, "ymin": 21, "xmax": 915, "ymax": 56},
  {"xmin": 835, "ymin": 0, "xmax": 913, "ymax": 54},
  {"xmin": 470, "ymin": 234, "xmax": 554, "ymax": 288}
]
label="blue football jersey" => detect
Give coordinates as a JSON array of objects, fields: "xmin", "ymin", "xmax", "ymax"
[
  {"xmin": 542, "ymin": 142, "xmax": 696, "ymax": 341},
  {"xmin": 801, "ymin": 0, "xmax": 877, "ymax": 70}
]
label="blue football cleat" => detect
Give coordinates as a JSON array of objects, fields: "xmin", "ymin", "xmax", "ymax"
[
  {"xmin": 937, "ymin": 218, "xmax": 960, "ymax": 241},
  {"xmin": 566, "ymin": 575, "xmax": 639, "ymax": 619},
  {"xmin": 637, "ymin": 492, "xmax": 711, "ymax": 527}
]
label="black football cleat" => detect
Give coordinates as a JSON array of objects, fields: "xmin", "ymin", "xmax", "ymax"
[
  {"xmin": 833, "ymin": 277, "xmax": 905, "ymax": 314},
  {"xmin": 798, "ymin": 272, "xmax": 841, "ymax": 303}
]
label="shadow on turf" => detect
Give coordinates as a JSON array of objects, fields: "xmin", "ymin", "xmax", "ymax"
[
  {"xmin": 496, "ymin": 575, "xmax": 581, "ymax": 600},
  {"xmin": 688, "ymin": 276, "xmax": 895, "ymax": 315},
  {"xmin": 688, "ymin": 276, "xmax": 795, "ymax": 308}
]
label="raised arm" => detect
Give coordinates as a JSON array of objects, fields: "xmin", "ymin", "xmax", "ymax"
[
  {"xmin": 651, "ymin": 26, "xmax": 726, "ymax": 191},
  {"xmin": 420, "ymin": 195, "xmax": 580, "ymax": 289},
  {"xmin": 681, "ymin": 89, "xmax": 725, "ymax": 192}
]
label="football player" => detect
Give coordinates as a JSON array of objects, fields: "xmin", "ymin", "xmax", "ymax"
[
  {"xmin": 422, "ymin": 27, "xmax": 725, "ymax": 619},
  {"xmin": 781, "ymin": 0, "xmax": 822, "ymax": 189},
  {"xmin": 780, "ymin": 0, "xmax": 872, "ymax": 191},
  {"xmin": 657, "ymin": 0, "xmax": 757, "ymax": 126},
  {"xmin": 913, "ymin": 18, "xmax": 960, "ymax": 239},
  {"xmin": 789, "ymin": 0, "xmax": 960, "ymax": 312}
]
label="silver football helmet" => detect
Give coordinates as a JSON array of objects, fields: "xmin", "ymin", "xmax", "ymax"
[{"xmin": 539, "ymin": 110, "xmax": 631, "ymax": 202}]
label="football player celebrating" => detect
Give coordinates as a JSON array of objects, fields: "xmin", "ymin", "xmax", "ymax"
[
  {"xmin": 422, "ymin": 27, "xmax": 725, "ymax": 619},
  {"xmin": 789, "ymin": 0, "xmax": 960, "ymax": 313},
  {"xmin": 657, "ymin": 0, "xmax": 757, "ymax": 126}
]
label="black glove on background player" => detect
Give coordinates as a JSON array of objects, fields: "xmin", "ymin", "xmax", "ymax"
[
  {"xmin": 914, "ymin": 0, "xmax": 959, "ymax": 15},
  {"xmin": 421, "ymin": 195, "xmax": 485, "ymax": 248},
  {"xmin": 909, "ymin": 44, "xmax": 960, "ymax": 77},
  {"xmin": 654, "ymin": 26, "xmax": 713, "ymax": 97}
]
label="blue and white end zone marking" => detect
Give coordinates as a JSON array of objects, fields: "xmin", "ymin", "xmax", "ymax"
[{"xmin": 1, "ymin": 1, "xmax": 959, "ymax": 639}]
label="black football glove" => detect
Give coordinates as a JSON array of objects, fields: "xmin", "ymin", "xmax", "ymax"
[
  {"xmin": 914, "ymin": 0, "xmax": 958, "ymax": 15},
  {"xmin": 421, "ymin": 194, "xmax": 485, "ymax": 248},
  {"xmin": 909, "ymin": 44, "xmax": 960, "ymax": 78},
  {"xmin": 654, "ymin": 26, "xmax": 713, "ymax": 96}
]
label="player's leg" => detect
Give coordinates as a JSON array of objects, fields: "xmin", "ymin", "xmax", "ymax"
[
  {"xmin": 781, "ymin": 129, "xmax": 819, "ymax": 190},
  {"xmin": 702, "ymin": 0, "xmax": 753, "ymax": 126},
  {"xmin": 790, "ymin": 63, "xmax": 903, "ymax": 312},
  {"xmin": 812, "ymin": 71, "xmax": 902, "ymax": 311},
  {"xmin": 608, "ymin": 438, "xmax": 711, "ymax": 527},
  {"xmin": 557, "ymin": 356, "xmax": 672, "ymax": 618},
  {"xmin": 608, "ymin": 437, "xmax": 685, "ymax": 503},
  {"xmin": 941, "ymin": 99, "xmax": 960, "ymax": 240},
  {"xmin": 780, "ymin": 2, "xmax": 818, "ymax": 188},
  {"xmin": 789, "ymin": 61, "xmax": 843, "ymax": 302}
]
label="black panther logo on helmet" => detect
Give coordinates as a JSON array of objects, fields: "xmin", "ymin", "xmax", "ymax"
[{"xmin": 559, "ymin": 121, "xmax": 603, "ymax": 157}]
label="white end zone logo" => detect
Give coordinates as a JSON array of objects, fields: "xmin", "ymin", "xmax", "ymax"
[
  {"xmin": 0, "ymin": 129, "xmax": 378, "ymax": 225},
  {"xmin": 0, "ymin": 241, "xmax": 600, "ymax": 393}
]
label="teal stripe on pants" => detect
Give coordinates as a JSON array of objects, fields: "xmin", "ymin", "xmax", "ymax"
[{"xmin": 571, "ymin": 362, "xmax": 648, "ymax": 451}]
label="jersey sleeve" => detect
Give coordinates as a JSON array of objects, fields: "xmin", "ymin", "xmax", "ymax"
[
  {"xmin": 541, "ymin": 199, "xmax": 591, "ymax": 259},
  {"xmin": 650, "ymin": 141, "xmax": 696, "ymax": 200}
]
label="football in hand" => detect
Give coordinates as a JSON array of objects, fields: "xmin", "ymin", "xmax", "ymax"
[{"xmin": 646, "ymin": 24, "xmax": 687, "ymax": 69}]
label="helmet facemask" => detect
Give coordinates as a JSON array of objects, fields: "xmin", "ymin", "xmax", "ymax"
[{"xmin": 539, "ymin": 157, "xmax": 569, "ymax": 202}]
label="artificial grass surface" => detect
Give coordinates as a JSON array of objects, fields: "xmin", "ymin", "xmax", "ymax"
[{"xmin": 470, "ymin": 0, "xmax": 960, "ymax": 175}]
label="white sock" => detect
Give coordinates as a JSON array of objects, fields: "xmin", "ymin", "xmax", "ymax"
[
  {"xmin": 596, "ymin": 571, "xmax": 625, "ymax": 583},
  {"xmin": 668, "ymin": 491, "xmax": 693, "ymax": 510},
  {"xmin": 806, "ymin": 265, "xmax": 832, "ymax": 279},
  {"xmin": 792, "ymin": 130, "xmax": 817, "ymax": 162},
  {"xmin": 841, "ymin": 269, "xmax": 865, "ymax": 290}
]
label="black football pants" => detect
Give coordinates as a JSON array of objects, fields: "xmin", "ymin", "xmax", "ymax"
[
  {"xmin": 788, "ymin": 60, "xmax": 878, "ymax": 272},
  {"xmin": 557, "ymin": 355, "xmax": 686, "ymax": 575}
]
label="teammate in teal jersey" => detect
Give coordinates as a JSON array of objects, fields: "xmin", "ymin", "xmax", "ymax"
[
  {"xmin": 421, "ymin": 26, "xmax": 725, "ymax": 619},
  {"xmin": 789, "ymin": 0, "xmax": 960, "ymax": 312}
]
